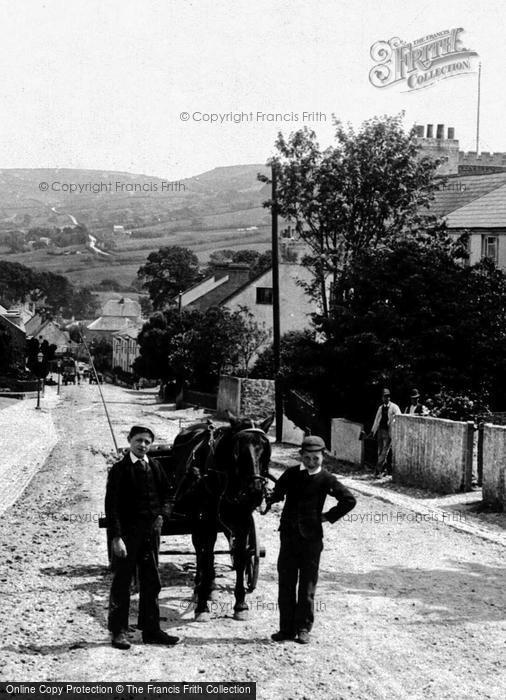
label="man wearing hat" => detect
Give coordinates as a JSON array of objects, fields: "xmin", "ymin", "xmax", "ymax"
[
  {"xmin": 405, "ymin": 389, "xmax": 429, "ymax": 416},
  {"xmin": 370, "ymin": 388, "xmax": 401, "ymax": 477},
  {"xmin": 264, "ymin": 435, "xmax": 356, "ymax": 645},
  {"xmin": 105, "ymin": 425, "xmax": 180, "ymax": 649}
]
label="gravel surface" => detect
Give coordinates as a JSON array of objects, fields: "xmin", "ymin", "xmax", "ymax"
[{"xmin": 0, "ymin": 383, "xmax": 505, "ymax": 699}]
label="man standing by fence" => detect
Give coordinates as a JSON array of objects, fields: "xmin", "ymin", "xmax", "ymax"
[{"xmin": 370, "ymin": 388, "xmax": 401, "ymax": 477}]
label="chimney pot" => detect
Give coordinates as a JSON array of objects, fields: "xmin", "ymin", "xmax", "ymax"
[
  {"xmin": 436, "ymin": 124, "xmax": 444, "ymax": 139},
  {"xmin": 426, "ymin": 124, "xmax": 434, "ymax": 138},
  {"xmin": 414, "ymin": 125, "xmax": 425, "ymax": 137},
  {"xmin": 447, "ymin": 127, "xmax": 455, "ymax": 139}
]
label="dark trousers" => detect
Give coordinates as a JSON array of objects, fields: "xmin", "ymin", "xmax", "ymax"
[
  {"xmin": 277, "ymin": 532, "xmax": 323, "ymax": 635},
  {"xmin": 108, "ymin": 529, "xmax": 161, "ymax": 634}
]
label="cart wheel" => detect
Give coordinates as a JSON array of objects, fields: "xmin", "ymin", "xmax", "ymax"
[{"xmin": 245, "ymin": 514, "xmax": 261, "ymax": 593}]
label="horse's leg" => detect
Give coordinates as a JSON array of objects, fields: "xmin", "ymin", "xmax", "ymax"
[
  {"xmin": 191, "ymin": 523, "xmax": 217, "ymax": 621},
  {"xmin": 232, "ymin": 526, "xmax": 249, "ymax": 621}
]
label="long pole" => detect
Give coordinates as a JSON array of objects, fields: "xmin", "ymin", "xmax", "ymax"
[
  {"xmin": 271, "ymin": 163, "xmax": 283, "ymax": 442},
  {"xmin": 80, "ymin": 333, "xmax": 119, "ymax": 454},
  {"xmin": 476, "ymin": 62, "xmax": 482, "ymax": 155}
]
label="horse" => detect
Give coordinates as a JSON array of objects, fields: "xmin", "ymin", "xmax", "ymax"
[{"xmin": 170, "ymin": 412, "xmax": 273, "ymax": 621}]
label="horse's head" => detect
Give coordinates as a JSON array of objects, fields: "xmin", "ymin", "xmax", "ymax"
[{"xmin": 224, "ymin": 413, "xmax": 274, "ymax": 507}]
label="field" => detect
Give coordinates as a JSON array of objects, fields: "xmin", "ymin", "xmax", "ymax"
[{"xmin": 2, "ymin": 226, "xmax": 271, "ymax": 288}]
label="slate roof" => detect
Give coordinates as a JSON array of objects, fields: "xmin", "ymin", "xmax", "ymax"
[
  {"xmin": 446, "ymin": 183, "xmax": 506, "ymax": 229},
  {"xmin": 101, "ymin": 297, "xmax": 141, "ymax": 318},
  {"xmin": 87, "ymin": 317, "xmax": 136, "ymax": 332},
  {"xmin": 427, "ymin": 172, "xmax": 506, "ymax": 218}
]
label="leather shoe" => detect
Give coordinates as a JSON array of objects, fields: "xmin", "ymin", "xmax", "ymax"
[
  {"xmin": 142, "ymin": 629, "xmax": 180, "ymax": 645},
  {"xmin": 271, "ymin": 631, "xmax": 295, "ymax": 642},
  {"xmin": 296, "ymin": 630, "xmax": 311, "ymax": 644},
  {"xmin": 111, "ymin": 631, "xmax": 131, "ymax": 650}
]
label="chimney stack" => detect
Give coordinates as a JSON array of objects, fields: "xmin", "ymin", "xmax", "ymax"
[
  {"xmin": 426, "ymin": 124, "xmax": 434, "ymax": 138},
  {"xmin": 436, "ymin": 124, "xmax": 444, "ymax": 139},
  {"xmin": 414, "ymin": 125, "xmax": 425, "ymax": 137},
  {"xmin": 447, "ymin": 127, "xmax": 455, "ymax": 139}
]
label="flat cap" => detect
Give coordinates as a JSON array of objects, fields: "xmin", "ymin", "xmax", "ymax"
[
  {"xmin": 128, "ymin": 425, "xmax": 155, "ymax": 441},
  {"xmin": 301, "ymin": 435, "xmax": 326, "ymax": 452}
]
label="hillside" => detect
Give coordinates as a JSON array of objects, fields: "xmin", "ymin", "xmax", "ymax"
[{"xmin": 0, "ymin": 164, "xmax": 273, "ymax": 289}]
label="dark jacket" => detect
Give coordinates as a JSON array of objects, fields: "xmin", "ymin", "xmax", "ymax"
[
  {"xmin": 105, "ymin": 452, "xmax": 173, "ymax": 538},
  {"xmin": 270, "ymin": 466, "xmax": 356, "ymax": 540}
]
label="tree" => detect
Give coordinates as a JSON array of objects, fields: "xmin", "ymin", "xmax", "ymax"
[
  {"xmin": 259, "ymin": 114, "xmax": 442, "ymax": 317},
  {"xmin": 205, "ymin": 249, "xmax": 272, "ymax": 280},
  {"xmin": 234, "ymin": 306, "xmax": 270, "ymax": 376},
  {"xmin": 89, "ymin": 338, "xmax": 113, "ymax": 373},
  {"xmin": 0, "ymin": 327, "xmax": 13, "ymax": 373},
  {"xmin": 133, "ymin": 305, "xmax": 266, "ymax": 390},
  {"xmin": 279, "ymin": 232, "xmax": 506, "ymax": 424},
  {"xmin": 137, "ymin": 246, "xmax": 201, "ymax": 309}
]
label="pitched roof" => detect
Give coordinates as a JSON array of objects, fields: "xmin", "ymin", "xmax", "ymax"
[
  {"xmin": 446, "ymin": 183, "xmax": 506, "ymax": 228},
  {"xmin": 87, "ymin": 317, "xmax": 137, "ymax": 332},
  {"xmin": 114, "ymin": 327, "xmax": 140, "ymax": 340},
  {"xmin": 101, "ymin": 297, "xmax": 141, "ymax": 317},
  {"xmin": 427, "ymin": 172, "xmax": 506, "ymax": 218},
  {"xmin": 219, "ymin": 266, "xmax": 272, "ymax": 306}
]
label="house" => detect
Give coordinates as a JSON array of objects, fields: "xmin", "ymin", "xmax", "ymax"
[
  {"xmin": 179, "ymin": 263, "xmax": 251, "ymax": 311},
  {"xmin": 220, "ymin": 261, "xmax": 316, "ymax": 340},
  {"xmin": 444, "ymin": 184, "xmax": 506, "ymax": 267},
  {"xmin": 112, "ymin": 327, "xmax": 140, "ymax": 373},
  {"xmin": 0, "ymin": 307, "xmax": 26, "ymax": 365},
  {"xmin": 25, "ymin": 315, "xmax": 71, "ymax": 354},
  {"xmin": 85, "ymin": 297, "xmax": 142, "ymax": 340}
]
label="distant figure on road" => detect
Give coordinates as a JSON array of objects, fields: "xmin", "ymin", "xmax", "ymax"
[
  {"xmin": 264, "ymin": 435, "xmax": 356, "ymax": 645},
  {"xmin": 370, "ymin": 388, "xmax": 401, "ymax": 478},
  {"xmin": 404, "ymin": 389, "xmax": 429, "ymax": 416},
  {"xmin": 105, "ymin": 425, "xmax": 180, "ymax": 650}
]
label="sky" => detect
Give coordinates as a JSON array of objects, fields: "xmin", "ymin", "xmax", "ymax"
[{"xmin": 0, "ymin": 0, "xmax": 503, "ymax": 179}]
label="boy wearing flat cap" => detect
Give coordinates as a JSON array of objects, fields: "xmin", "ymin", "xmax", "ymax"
[
  {"xmin": 265, "ymin": 435, "xmax": 356, "ymax": 644},
  {"xmin": 105, "ymin": 425, "xmax": 179, "ymax": 649}
]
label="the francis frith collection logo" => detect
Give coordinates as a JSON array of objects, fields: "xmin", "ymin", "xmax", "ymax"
[{"xmin": 369, "ymin": 28, "xmax": 478, "ymax": 91}]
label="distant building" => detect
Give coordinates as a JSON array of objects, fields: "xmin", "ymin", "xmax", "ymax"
[
  {"xmin": 85, "ymin": 297, "xmax": 142, "ymax": 340},
  {"xmin": 179, "ymin": 263, "xmax": 252, "ymax": 311},
  {"xmin": 415, "ymin": 123, "xmax": 506, "ymax": 176},
  {"xmin": 220, "ymin": 262, "xmax": 315, "ymax": 343},
  {"xmin": 0, "ymin": 307, "xmax": 26, "ymax": 364},
  {"xmin": 112, "ymin": 327, "xmax": 140, "ymax": 373},
  {"xmin": 25, "ymin": 315, "xmax": 71, "ymax": 354}
]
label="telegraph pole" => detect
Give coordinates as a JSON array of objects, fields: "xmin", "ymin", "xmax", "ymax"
[{"xmin": 271, "ymin": 163, "xmax": 283, "ymax": 442}]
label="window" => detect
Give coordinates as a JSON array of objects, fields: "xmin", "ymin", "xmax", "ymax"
[
  {"xmin": 482, "ymin": 235, "xmax": 498, "ymax": 264},
  {"xmin": 256, "ymin": 287, "xmax": 273, "ymax": 305}
]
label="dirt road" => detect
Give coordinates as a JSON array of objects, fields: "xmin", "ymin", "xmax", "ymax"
[{"xmin": 0, "ymin": 384, "xmax": 505, "ymax": 699}]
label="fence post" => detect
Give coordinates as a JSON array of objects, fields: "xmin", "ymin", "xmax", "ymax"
[{"xmin": 477, "ymin": 421, "xmax": 484, "ymax": 487}]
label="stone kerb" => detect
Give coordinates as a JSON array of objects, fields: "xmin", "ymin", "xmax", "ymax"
[
  {"xmin": 481, "ymin": 423, "xmax": 506, "ymax": 509},
  {"xmin": 392, "ymin": 414, "xmax": 472, "ymax": 494}
]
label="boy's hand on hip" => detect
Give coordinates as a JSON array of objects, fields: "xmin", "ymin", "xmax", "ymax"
[
  {"xmin": 153, "ymin": 515, "xmax": 164, "ymax": 533},
  {"xmin": 112, "ymin": 537, "xmax": 127, "ymax": 558}
]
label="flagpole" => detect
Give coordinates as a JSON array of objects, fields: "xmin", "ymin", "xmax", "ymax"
[{"xmin": 476, "ymin": 62, "xmax": 482, "ymax": 154}]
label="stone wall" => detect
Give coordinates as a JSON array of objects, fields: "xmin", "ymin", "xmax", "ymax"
[
  {"xmin": 481, "ymin": 423, "xmax": 506, "ymax": 509},
  {"xmin": 391, "ymin": 415, "xmax": 473, "ymax": 494},
  {"xmin": 239, "ymin": 378, "xmax": 274, "ymax": 419}
]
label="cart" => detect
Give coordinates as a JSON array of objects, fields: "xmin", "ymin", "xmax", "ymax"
[{"xmin": 99, "ymin": 443, "xmax": 266, "ymax": 593}]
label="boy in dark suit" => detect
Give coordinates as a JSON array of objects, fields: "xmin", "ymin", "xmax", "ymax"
[
  {"xmin": 105, "ymin": 425, "xmax": 179, "ymax": 649},
  {"xmin": 265, "ymin": 435, "xmax": 356, "ymax": 644}
]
